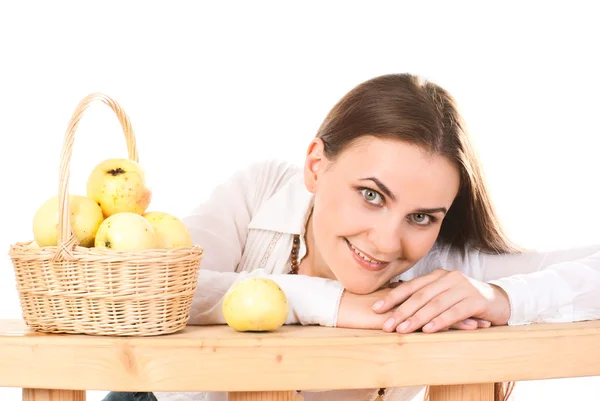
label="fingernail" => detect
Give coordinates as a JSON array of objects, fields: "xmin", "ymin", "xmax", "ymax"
[
  {"xmin": 372, "ymin": 300, "xmax": 384, "ymax": 311},
  {"xmin": 423, "ymin": 322, "xmax": 434, "ymax": 331},
  {"xmin": 397, "ymin": 320, "xmax": 410, "ymax": 332},
  {"xmin": 464, "ymin": 318, "xmax": 477, "ymax": 326},
  {"xmin": 383, "ymin": 318, "xmax": 395, "ymax": 330}
]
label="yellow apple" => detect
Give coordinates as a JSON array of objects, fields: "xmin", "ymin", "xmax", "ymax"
[
  {"xmin": 142, "ymin": 211, "xmax": 192, "ymax": 249},
  {"xmin": 32, "ymin": 195, "xmax": 104, "ymax": 247},
  {"xmin": 222, "ymin": 277, "xmax": 289, "ymax": 332},
  {"xmin": 94, "ymin": 212, "xmax": 156, "ymax": 251},
  {"xmin": 86, "ymin": 158, "xmax": 152, "ymax": 217}
]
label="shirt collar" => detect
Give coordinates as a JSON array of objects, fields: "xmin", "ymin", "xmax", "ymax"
[{"xmin": 247, "ymin": 170, "xmax": 314, "ymax": 235}]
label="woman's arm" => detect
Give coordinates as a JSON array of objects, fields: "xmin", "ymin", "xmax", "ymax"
[
  {"xmin": 371, "ymin": 243, "xmax": 600, "ymax": 333},
  {"xmin": 181, "ymin": 161, "xmax": 344, "ymax": 327},
  {"xmin": 443, "ymin": 244, "xmax": 600, "ymax": 325}
]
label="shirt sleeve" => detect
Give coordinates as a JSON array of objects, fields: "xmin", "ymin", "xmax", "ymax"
[
  {"xmin": 181, "ymin": 161, "xmax": 344, "ymax": 327},
  {"xmin": 439, "ymin": 243, "xmax": 600, "ymax": 326}
]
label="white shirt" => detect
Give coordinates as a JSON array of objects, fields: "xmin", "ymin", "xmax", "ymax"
[{"xmin": 154, "ymin": 159, "xmax": 600, "ymax": 401}]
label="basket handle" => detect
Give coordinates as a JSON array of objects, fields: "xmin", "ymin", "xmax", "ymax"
[{"xmin": 53, "ymin": 93, "xmax": 138, "ymax": 262}]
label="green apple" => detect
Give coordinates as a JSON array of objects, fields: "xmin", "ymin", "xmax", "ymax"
[
  {"xmin": 86, "ymin": 158, "xmax": 152, "ymax": 217},
  {"xmin": 95, "ymin": 212, "xmax": 156, "ymax": 250},
  {"xmin": 222, "ymin": 278, "xmax": 289, "ymax": 332},
  {"xmin": 143, "ymin": 211, "xmax": 192, "ymax": 249},
  {"xmin": 32, "ymin": 195, "xmax": 104, "ymax": 247}
]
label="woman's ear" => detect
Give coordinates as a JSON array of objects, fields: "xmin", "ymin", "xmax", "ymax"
[{"xmin": 304, "ymin": 138, "xmax": 326, "ymax": 194}]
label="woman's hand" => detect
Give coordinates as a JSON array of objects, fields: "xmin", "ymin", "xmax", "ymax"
[
  {"xmin": 337, "ymin": 287, "xmax": 397, "ymax": 329},
  {"xmin": 335, "ymin": 279, "xmax": 498, "ymax": 331},
  {"xmin": 371, "ymin": 269, "xmax": 511, "ymax": 333}
]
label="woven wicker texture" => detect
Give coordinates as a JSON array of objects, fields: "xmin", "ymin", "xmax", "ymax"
[{"xmin": 8, "ymin": 93, "xmax": 204, "ymax": 336}]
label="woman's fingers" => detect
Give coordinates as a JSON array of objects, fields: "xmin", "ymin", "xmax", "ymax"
[
  {"xmin": 374, "ymin": 270, "xmax": 494, "ymax": 334},
  {"xmin": 382, "ymin": 272, "xmax": 466, "ymax": 333},
  {"xmin": 418, "ymin": 299, "xmax": 483, "ymax": 333},
  {"xmin": 449, "ymin": 319, "xmax": 479, "ymax": 330},
  {"xmin": 373, "ymin": 269, "xmax": 447, "ymax": 314},
  {"xmin": 392, "ymin": 289, "xmax": 467, "ymax": 333},
  {"xmin": 473, "ymin": 318, "xmax": 492, "ymax": 328},
  {"xmin": 387, "ymin": 281, "xmax": 403, "ymax": 288}
]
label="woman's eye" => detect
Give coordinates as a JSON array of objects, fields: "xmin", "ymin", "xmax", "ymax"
[
  {"xmin": 360, "ymin": 188, "xmax": 383, "ymax": 205},
  {"xmin": 410, "ymin": 213, "xmax": 432, "ymax": 225}
]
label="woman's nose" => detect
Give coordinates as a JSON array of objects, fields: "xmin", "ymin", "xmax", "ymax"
[{"xmin": 368, "ymin": 217, "xmax": 403, "ymax": 257}]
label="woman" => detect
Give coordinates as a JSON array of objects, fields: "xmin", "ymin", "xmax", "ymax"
[{"xmin": 104, "ymin": 73, "xmax": 600, "ymax": 401}]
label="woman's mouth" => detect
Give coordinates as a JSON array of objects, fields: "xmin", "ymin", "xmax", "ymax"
[{"xmin": 345, "ymin": 239, "xmax": 390, "ymax": 272}]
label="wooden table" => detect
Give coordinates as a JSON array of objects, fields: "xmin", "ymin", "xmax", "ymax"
[{"xmin": 1, "ymin": 319, "xmax": 600, "ymax": 401}]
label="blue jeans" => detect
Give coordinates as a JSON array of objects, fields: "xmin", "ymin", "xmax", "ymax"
[{"xmin": 101, "ymin": 392, "xmax": 158, "ymax": 401}]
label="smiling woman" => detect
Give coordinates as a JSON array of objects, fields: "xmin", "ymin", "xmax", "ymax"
[
  {"xmin": 302, "ymin": 135, "xmax": 462, "ymax": 295},
  {"xmin": 102, "ymin": 73, "xmax": 600, "ymax": 401}
]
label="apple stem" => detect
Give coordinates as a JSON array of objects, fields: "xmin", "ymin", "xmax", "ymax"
[{"xmin": 107, "ymin": 168, "xmax": 126, "ymax": 176}]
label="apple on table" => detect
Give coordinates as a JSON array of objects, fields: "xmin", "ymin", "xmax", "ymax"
[{"xmin": 222, "ymin": 277, "xmax": 289, "ymax": 332}]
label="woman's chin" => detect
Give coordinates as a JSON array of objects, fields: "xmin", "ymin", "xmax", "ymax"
[{"xmin": 339, "ymin": 280, "xmax": 381, "ymax": 295}]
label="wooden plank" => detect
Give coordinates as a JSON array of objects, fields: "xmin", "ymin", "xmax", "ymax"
[
  {"xmin": 429, "ymin": 384, "xmax": 494, "ymax": 401},
  {"xmin": 229, "ymin": 391, "xmax": 295, "ymax": 401},
  {"xmin": 4, "ymin": 319, "xmax": 600, "ymax": 346},
  {"xmin": 1, "ymin": 319, "xmax": 600, "ymax": 393},
  {"xmin": 22, "ymin": 389, "xmax": 86, "ymax": 401}
]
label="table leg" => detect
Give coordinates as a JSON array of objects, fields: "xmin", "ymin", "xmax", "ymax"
[
  {"xmin": 429, "ymin": 383, "xmax": 494, "ymax": 401},
  {"xmin": 22, "ymin": 389, "xmax": 86, "ymax": 401},
  {"xmin": 229, "ymin": 391, "xmax": 295, "ymax": 401}
]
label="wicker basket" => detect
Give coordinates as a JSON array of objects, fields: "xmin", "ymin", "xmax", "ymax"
[{"xmin": 8, "ymin": 93, "xmax": 204, "ymax": 336}]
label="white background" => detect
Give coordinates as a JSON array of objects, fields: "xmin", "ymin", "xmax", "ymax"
[{"xmin": 1, "ymin": 1, "xmax": 599, "ymax": 400}]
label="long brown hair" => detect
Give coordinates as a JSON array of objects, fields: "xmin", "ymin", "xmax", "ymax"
[{"xmin": 315, "ymin": 73, "xmax": 519, "ymax": 400}]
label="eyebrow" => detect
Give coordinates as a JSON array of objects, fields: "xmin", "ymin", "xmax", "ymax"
[
  {"xmin": 414, "ymin": 207, "xmax": 448, "ymax": 215},
  {"xmin": 359, "ymin": 177, "xmax": 448, "ymax": 215},
  {"xmin": 359, "ymin": 177, "xmax": 396, "ymax": 201}
]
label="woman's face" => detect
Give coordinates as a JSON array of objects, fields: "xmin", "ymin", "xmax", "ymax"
[{"xmin": 304, "ymin": 136, "xmax": 460, "ymax": 294}]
